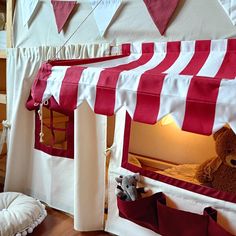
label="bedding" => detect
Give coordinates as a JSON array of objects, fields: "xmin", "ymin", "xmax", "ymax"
[{"xmin": 157, "ymin": 164, "xmax": 201, "ymax": 185}]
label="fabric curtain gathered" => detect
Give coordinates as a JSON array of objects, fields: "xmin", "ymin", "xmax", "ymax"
[{"xmin": 5, "ymin": 44, "xmax": 109, "ymax": 231}]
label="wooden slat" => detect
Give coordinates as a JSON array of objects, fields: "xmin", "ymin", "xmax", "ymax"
[
  {"xmin": 0, "ymin": 93, "xmax": 6, "ymax": 104},
  {"xmin": 6, "ymin": 0, "xmax": 14, "ymax": 48},
  {"xmin": 0, "ymin": 50, "xmax": 6, "ymax": 58},
  {"xmin": 30, "ymin": 207, "xmax": 112, "ymax": 236}
]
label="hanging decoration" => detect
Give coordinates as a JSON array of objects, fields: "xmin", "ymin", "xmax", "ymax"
[
  {"xmin": 90, "ymin": 0, "xmax": 122, "ymax": 37},
  {"xmin": 218, "ymin": 0, "xmax": 236, "ymax": 25},
  {"xmin": 143, "ymin": 0, "xmax": 180, "ymax": 35},
  {"xmin": 21, "ymin": 0, "xmax": 40, "ymax": 27},
  {"xmin": 51, "ymin": 0, "xmax": 77, "ymax": 33}
]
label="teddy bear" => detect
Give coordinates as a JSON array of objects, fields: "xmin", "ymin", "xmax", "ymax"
[
  {"xmin": 115, "ymin": 173, "xmax": 149, "ymax": 201},
  {"xmin": 195, "ymin": 127, "xmax": 236, "ymax": 193}
]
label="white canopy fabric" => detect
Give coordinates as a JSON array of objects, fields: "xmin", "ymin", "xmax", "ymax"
[{"xmin": 29, "ymin": 39, "xmax": 236, "ymax": 136}]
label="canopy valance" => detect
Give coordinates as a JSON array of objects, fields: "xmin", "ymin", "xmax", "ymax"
[{"xmin": 27, "ymin": 39, "xmax": 236, "ymax": 135}]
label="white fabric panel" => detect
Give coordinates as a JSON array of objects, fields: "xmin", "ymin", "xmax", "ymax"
[
  {"xmin": 13, "ymin": 0, "xmax": 236, "ymax": 48},
  {"xmin": 114, "ymin": 71, "xmax": 141, "ymax": 117},
  {"xmin": 213, "ymin": 79, "xmax": 236, "ymax": 133},
  {"xmin": 105, "ymin": 107, "xmax": 236, "ymax": 235},
  {"xmin": 157, "ymin": 74, "xmax": 192, "ymax": 126},
  {"xmin": 74, "ymin": 103, "xmax": 106, "ymax": 231},
  {"xmin": 42, "ymin": 66, "xmax": 69, "ymax": 102},
  {"xmin": 78, "ymin": 67, "xmax": 104, "ymax": 110},
  {"xmin": 218, "ymin": 0, "xmax": 236, "ymax": 25},
  {"xmin": 6, "ymin": 45, "xmax": 109, "ymax": 229},
  {"xmin": 20, "ymin": 0, "xmax": 39, "ymax": 27},
  {"xmin": 25, "ymin": 150, "xmax": 74, "ymax": 214}
]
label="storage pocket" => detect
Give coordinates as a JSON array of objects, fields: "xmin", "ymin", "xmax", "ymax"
[
  {"xmin": 117, "ymin": 191, "xmax": 233, "ymax": 235},
  {"xmin": 157, "ymin": 201, "xmax": 209, "ymax": 236},
  {"xmin": 157, "ymin": 202, "xmax": 233, "ymax": 236},
  {"xmin": 204, "ymin": 207, "xmax": 232, "ymax": 236},
  {"xmin": 117, "ymin": 192, "xmax": 165, "ymax": 233}
]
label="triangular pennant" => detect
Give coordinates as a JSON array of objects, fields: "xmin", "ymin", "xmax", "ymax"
[
  {"xmin": 143, "ymin": 0, "xmax": 180, "ymax": 35},
  {"xmin": 51, "ymin": 0, "xmax": 77, "ymax": 33},
  {"xmin": 90, "ymin": 0, "xmax": 122, "ymax": 37},
  {"xmin": 21, "ymin": 0, "xmax": 39, "ymax": 27},
  {"xmin": 218, "ymin": 0, "xmax": 236, "ymax": 25}
]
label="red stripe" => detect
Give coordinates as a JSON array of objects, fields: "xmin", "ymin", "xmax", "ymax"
[
  {"xmin": 94, "ymin": 43, "xmax": 155, "ymax": 115},
  {"xmin": 182, "ymin": 76, "xmax": 221, "ymax": 135},
  {"xmin": 150, "ymin": 41, "xmax": 181, "ymax": 74},
  {"xmin": 215, "ymin": 39, "xmax": 236, "ymax": 79},
  {"xmin": 32, "ymin": 63, "xmax": 52, "ymax": 103},
  {"xmin": 133, "ymin": 73, "xmax": 165, "ymax": 124},
  {"xmin": 180, "ymin": 40, "xmax": 211, "ymax": 75},
  {"xmin": 59, "ymin": 66, "xmax": 86, "ymax": 113}
]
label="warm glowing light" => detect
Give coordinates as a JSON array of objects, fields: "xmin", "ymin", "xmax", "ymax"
[{"xmin": 161, "ymin": 114, "xmax": 175, "ymax": 126}]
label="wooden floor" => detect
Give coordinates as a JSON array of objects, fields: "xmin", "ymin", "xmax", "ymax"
[
  {"xmin": 31, "ymin": 207, "xmax": 114, "ymax": 236},
  {"xmin": 0, "ymin": 188, "xmax": 115, "ymax": 235}
]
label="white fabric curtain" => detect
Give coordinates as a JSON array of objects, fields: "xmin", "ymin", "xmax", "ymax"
[{"xmin": 5, "ymin": 44, "xmax": 108, "ymax": 230}]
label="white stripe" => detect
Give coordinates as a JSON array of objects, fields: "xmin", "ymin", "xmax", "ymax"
[
  {"xmin": 164, "ymin": 41, "xmax": 196, "ymax": 74},
  {"xmin": 114, "ymin": 42, "xmax": 168, "ymax": 116},
  {"xmin": 197, "ymin": 39, "xmax": 228, "ymax": 77},
  {"xmin": 158, "ymin": 74, "xmax": 193, "ymax": 127},
  {"xmin": 42, "ymin": 66, "xmax": 69, "ymax": 103},
  {"xmin": 114, "ymin": 72, "xmax": 141, "ymax": 117},
  {"xmin": 77, "ymin": 67, "xmax": 104, "ymax": 110},
  {"xmin": 213, "ymin": 79, "xmax": 236, "ymax": 133}
]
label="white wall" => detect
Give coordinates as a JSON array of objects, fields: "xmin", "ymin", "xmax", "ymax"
[
  {"xmin": 129, "ymin": 121, "xmax": 216, "ymax": 164},
  {"xmin": 108, "ymin": 117, "xmax": 216, "ymax": 164}
]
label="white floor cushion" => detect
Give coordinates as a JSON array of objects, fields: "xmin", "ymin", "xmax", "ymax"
[{"xmin": 0, "ymin": 192, "xmax": 47, "ymax": 236}]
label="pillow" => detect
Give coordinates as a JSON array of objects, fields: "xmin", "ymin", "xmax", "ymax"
[{"xmin": 0, "ymin": 192, "xmax": 47, "ymax": 236}]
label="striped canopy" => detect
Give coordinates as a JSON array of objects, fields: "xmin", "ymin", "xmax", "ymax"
[{"xmin": 28, "ymin": 39, "xmax": 236, "ymax": 135}]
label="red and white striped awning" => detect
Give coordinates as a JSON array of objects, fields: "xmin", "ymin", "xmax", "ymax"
[{"xmin": 28, "ymin": 39, "xmax": 236, "ymax": 135}]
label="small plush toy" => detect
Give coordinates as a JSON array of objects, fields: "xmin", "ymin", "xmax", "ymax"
[
  {"xmin": 195, "ymin": 127, "xmax": 236, "ymax": 193},
  {"xmin": 115, "ymin": 173, "xmax": 149, "ymax": 201}
]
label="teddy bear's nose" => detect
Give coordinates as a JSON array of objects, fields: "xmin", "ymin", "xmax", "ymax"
[{"xmin": 230, "ymin": 159, "xmax": 236, "ymax": 166}]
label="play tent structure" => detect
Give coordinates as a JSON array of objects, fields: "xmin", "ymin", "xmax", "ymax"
[{"xmin": 4, "ymin": 0, "xmax": 236, "ymax": 235}]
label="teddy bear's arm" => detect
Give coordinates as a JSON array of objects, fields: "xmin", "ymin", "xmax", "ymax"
[{"xmin": 195, "ymin": 157, "xmax": 222, "ymax": 184}]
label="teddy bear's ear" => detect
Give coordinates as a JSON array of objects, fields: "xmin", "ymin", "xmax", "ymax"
[{"xmin": 213, "ymin": 127, "xmax": 229, "ymax": 140}]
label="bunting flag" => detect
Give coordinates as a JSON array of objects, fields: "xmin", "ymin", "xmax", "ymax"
[
  {"xmin": 51, "ymin": 0, "xmax": 77, "ymax": 33},
  {"xmin": 143, "ymin": 0, "xmax": 180, "ymax": 35},
  {"xmin": 218, "ymin": 0, "xmax": 236, "ymax": 25},
  {"xmin": 90, "ymin": 0, "xmax": 122, "ymax": 37},
  {"xmin": 21, "ymin": 0, "xmax": 39, "ymax": 27}
]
